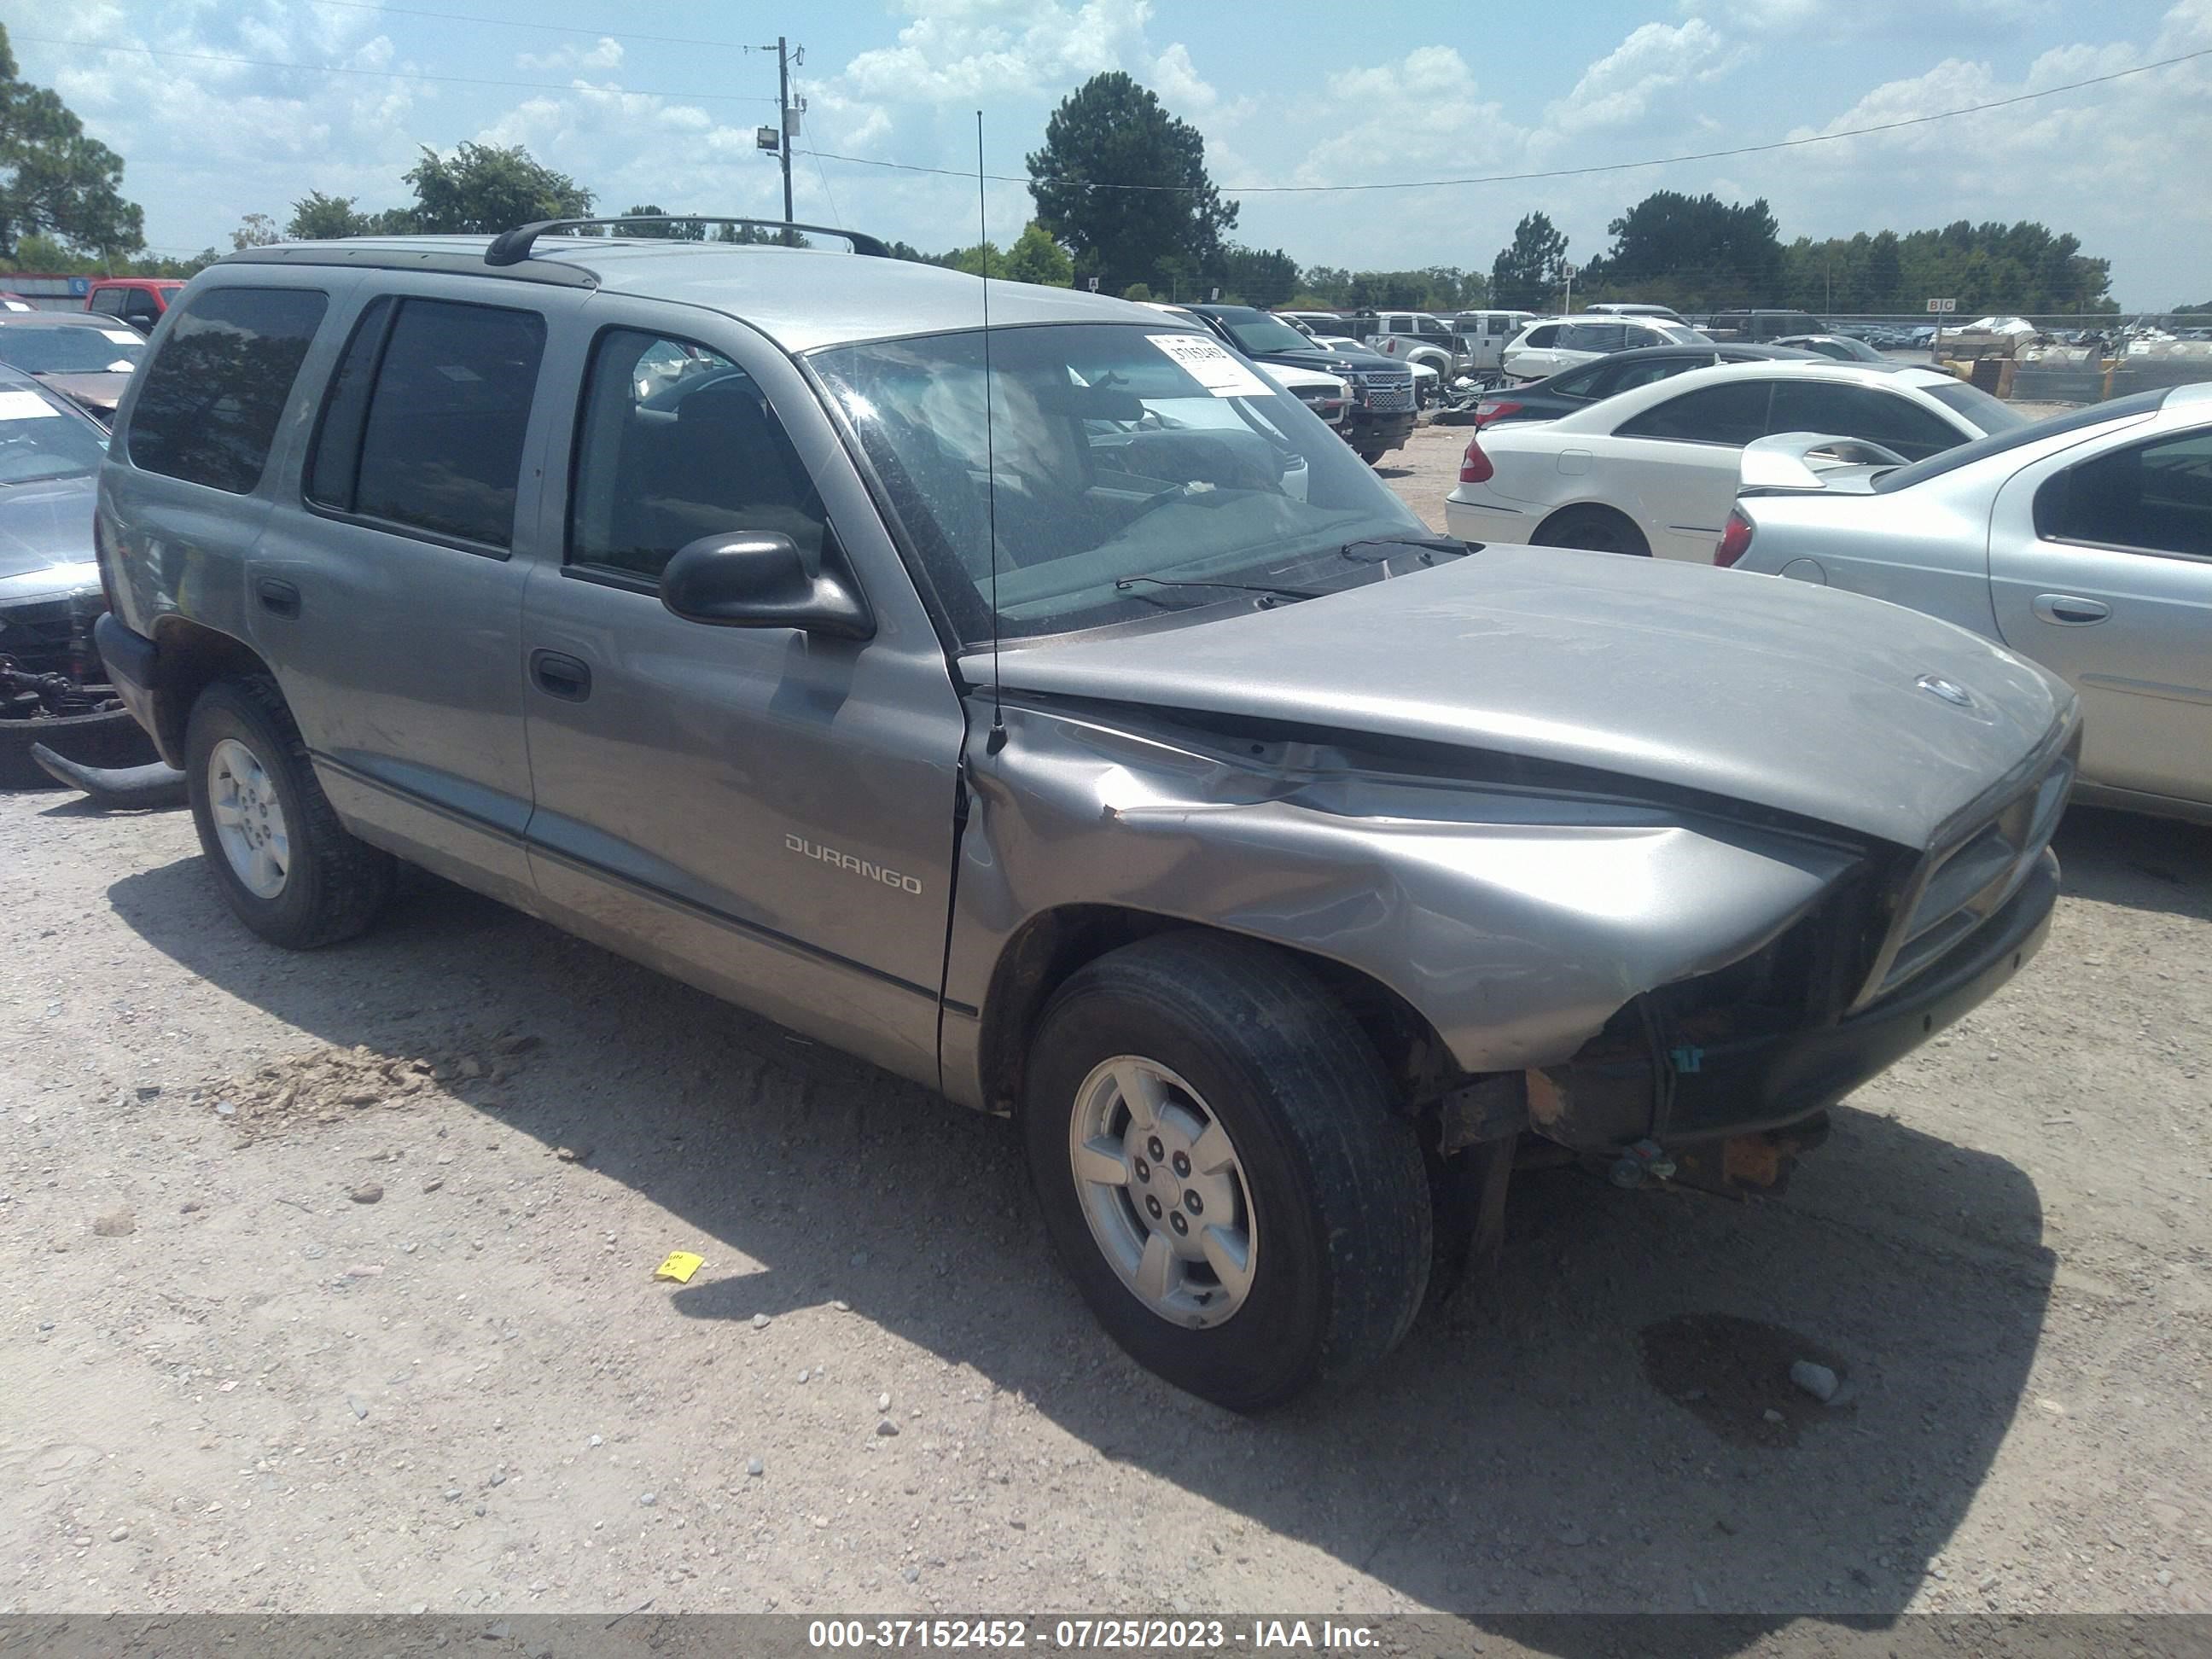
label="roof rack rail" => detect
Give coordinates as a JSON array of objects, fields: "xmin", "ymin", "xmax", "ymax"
[{"xmin": 485, "ymin": 216, "xmax": 891, "ymax": 266}]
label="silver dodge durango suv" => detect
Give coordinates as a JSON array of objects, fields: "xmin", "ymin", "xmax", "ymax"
[{"xmin": 94, "ymin": 221, "xmax": 2076, "ymax": 1409}]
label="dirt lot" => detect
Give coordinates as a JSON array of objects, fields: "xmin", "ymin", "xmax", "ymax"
[{"xmin": 4, "ymin": 433, "xmax": 2210, "ymax": 1633}]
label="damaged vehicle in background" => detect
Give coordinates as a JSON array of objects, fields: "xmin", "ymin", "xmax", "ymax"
[
  {"xmin": 0, "ymin": 366, "xmax": 158, "ymax": 787},
  {"xmin": 96, "ymin": 226, "xmax": 2074, "ymax": 1410}
]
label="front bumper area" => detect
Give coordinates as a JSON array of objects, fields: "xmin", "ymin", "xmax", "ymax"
[{"xmin": 1528, "ymin": 848, "xmax": 2059, "ymax": 1153}]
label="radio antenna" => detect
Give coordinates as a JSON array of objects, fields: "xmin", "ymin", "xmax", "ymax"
[{"xmin": 977, "ymin": 109, "xmax": 1007, "ymax": 755}]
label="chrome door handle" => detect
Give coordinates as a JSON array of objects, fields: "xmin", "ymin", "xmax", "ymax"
[{"xmin": 2032, "ymin": 593, "xmax": 2110, "ymax": 625}]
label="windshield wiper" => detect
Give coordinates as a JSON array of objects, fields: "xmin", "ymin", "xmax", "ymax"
[
  {"xmin": 1114, "ymin": 573, "xmax": 1324, "ymax": 608},
  {"xmin": 1339, "ymin": 533, "xmax": 1471, "ymax": 565}
]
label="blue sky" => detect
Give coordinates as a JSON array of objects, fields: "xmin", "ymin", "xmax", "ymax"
[{"xmin": 6, "ymin": 0, "xmax": 2209, "ymax": 306}]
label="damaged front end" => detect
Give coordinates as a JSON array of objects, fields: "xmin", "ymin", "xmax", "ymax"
[{"xmin": 946, "ymin": 691, "xmax": 2069, "ymax": 1211}]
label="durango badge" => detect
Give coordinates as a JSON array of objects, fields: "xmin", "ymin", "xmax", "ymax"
[{"xmin": 785, "ymin": 833, "xmax": 924, "ymax": 895}]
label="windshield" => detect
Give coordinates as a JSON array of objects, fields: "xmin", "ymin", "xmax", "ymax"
[
  {"xmin": 1650, "ymin": 323, "xmax": 1704, "ymax": 345},
  {"xmin": 1925, "ymin": 380, "xmax": 2029, "ymax": 434},
  {"xmin": 0, "ymin": 385, "xmax": 105, "ymax": 483},
  {"xmin": 0, "ymin": 325, "xmax": 144, "ymax": 375},
  {"xmin": 1212, "ymin": 311, "xmax": 1313, "ymax": 357},
  {"xmin": 813, "ymin": 323, "xmax": 1427, "ymax": 643}
]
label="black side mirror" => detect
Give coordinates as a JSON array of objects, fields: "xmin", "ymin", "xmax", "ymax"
[{"xmin": 659, "ymin": 531, "xmax": 874, "ymax": 639}]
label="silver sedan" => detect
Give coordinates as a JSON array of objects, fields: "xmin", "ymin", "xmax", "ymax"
[{"xmin": 1720, "ymin": 384, "xmax": 2212, "ymax": 823}]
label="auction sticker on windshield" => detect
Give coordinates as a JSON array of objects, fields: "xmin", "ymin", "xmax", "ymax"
[
  {"xmin": 1147, "ymin": 334, "xmax": 1274, "ymax": 398},
  {"xmin": 0, "ymin": 390, "xmax": 61, "ymax": 421},
  {"xmin": 100, "ymin": 329, "xmax": 142, "ymax": 345}
]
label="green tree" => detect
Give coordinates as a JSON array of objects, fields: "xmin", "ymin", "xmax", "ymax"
[
  {"xmin": 1490, "ymin": 212, "xmax": 1569, "ymax": 312},
  {"xmin": 1220, "ymin": 245, "xmax": 1297, "ymax": 307},
  {"xmin": 1581, "ymin": 191, "xmax": 1782, "ymax": 309},
  {"xmin": 1001, "ymin": 221, "xmax": 1074, "ymax": 287},
  {"xmin": 288, "ymin": 190, "xmax": 372, "ymax": 240},
  {"xmin": 940, "ymin": 239, "xmax": 1004, "ymax": 277},
  {"xmin": 1027, "ymin": 72, "xmax": 1237, "ymax": 295},
  {"xmin": 0, "ymin": 23, "xmax": 144, "ymax": 261},
  {"xmin": 230, "ymin": 212, "xmax": 280, "ymax": 251},
  {"xmin": 617, "ymin": 203, "xmax": 705, "ymax": 240},
  {"xmin": 402, "ymin": 143, "xmax": 591, "ymax": 236},
  {"xmin": 1121, "ymin": 281, "xmax": 1153, "ymax": 302}
]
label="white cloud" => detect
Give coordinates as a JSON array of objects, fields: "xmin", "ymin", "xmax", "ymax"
[
  {"xmin": 1149, "ymin": 41, "xmax": 1250, "ymax": 122},
  {"xmin": 1546, "ymin": 20, "xmax": 1744, "ymax": 134},
  {"xmin": 515, "ymin": 38, "xmax": 624, "ymax": 73},
  {"xmin": 839, "ymin": 0, "xmax": 1150, "ymax": 103},
  {"xmin": 1690, "ymin": 0, "xmax": 2056, "ymax": 36}
]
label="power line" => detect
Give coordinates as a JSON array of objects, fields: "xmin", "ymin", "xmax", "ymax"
[
  {"xmin": 9, "ymin": 32, "xmax": 779, "ymax": 104},
  {"xmin": 293, "ymin": 0, "xmax": 771, "ymax": 53},
  {"xmin": 798, "ymin": 44, "xmax": 2212, "ymax": 195}
]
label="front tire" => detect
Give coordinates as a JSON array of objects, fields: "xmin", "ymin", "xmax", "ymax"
[
  {"xmin": 184, "ymin": 675, "xmax": 395, "ymax": 949},
  {"xmin": 1022, "ymin": 933, "xmax": 1430, "ymax": 1411}
]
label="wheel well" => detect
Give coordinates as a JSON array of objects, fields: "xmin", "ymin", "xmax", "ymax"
[
  {"xmin": 1534, "ymin": 502, "xmax": 1648, "ymax": 551},
  {"xmin": 147, "ymin": 616, "xmax": 272, "ymax": 763},
  {"xmin": 977, "ymin": 906, "xmax": 1459, "ymax": 1119}
]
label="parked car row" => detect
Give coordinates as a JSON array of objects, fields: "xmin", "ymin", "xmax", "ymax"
[{"xmin": 1441, "ymin": 338, "xmax": 2209, "ymax": 824}]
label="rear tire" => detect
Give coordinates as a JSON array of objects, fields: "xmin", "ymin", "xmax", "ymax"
[
  {"xmin": 184, "ymin": 675, "xmax": 395, "ymax": 949},
  {"xmin": 1022, "ymin": 932, "xmax": 1431, "ymax": 1411},
  {"xmin": 1534, "ymin": 505, "xmax": 1650, "ymax": 556}
]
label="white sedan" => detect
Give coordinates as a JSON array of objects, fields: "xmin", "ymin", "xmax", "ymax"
[
  {"xmin": 1445, "ymin": 360, "xmax": 2023, "ymax": 561},
  {"xmin": 1722, "ymin": 384, "xmax": 2212, "ymax": 822}
]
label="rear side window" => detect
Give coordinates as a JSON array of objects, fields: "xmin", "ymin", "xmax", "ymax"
[
  {"xmin": 126, "ymin": 287, "xmax": 328, "ymax": 495},
  {"xmin": 1615, "ymin": 380, "xmax": 1772, "ymax": 445},
  {"xmin": 568, "ymin": 329, "xmax": 828, "ymax": 582},
  {"xmin": 306, "ymin": 296, "xmax": 546, "ymax": 550},
  {"xmin": 1560, "ymin": 323, "xmax": 1627, "ymax": 353},
  {"xmin": 90, "ymin": 288, "xmax": 125, "ymax": 317},
  {"xmin": 1522, "ymin": 325, "xmax": 1560, "ymax": 348},
  {"xmin": 2035, "ymin": 430, "xmax": 2212, "ymax": 557}
]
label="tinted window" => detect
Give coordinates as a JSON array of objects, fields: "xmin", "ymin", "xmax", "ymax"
[
  {"xmin": 1560, "ymin": 323, "xmax": 1627, "ymax": 353},
  {"xmin": 124, "ymin": 293, "xmax": 162, "ymax": 325},
  {"xmin": 90, "ymin": 288, "xmax": 125, "ymax": 317},
  {"xmin": 568, "ymin": 329, "xmax": 829, "ymax": 582},
  {"xmin": 2036, "ymin": 430, "xmax": 2212, "ymax": 557},
  {"xmin": 1522, "ymin": 325, "xmax": 1561, "ymax": 348},
  {"xmin": 1548, "ymin": 362, "xmax": 1610, "ymax": 399},
  {"xmin": 1926, "ymin": 380, "xmax": 2028, "ymax": 434},
  {"xmin": 1767, "ymin": 381, "xmax": 1961, "ymax": 462},
  {"xmin": 1595, "ymin": 354, "xmax": 1709, "ymax": 398},
  {"xmin": 1615, "ymin": 381, "xmax": 1772, "ymax": 445},
  {"xmin": 125, "ymin": 287, "xmax": 327, "ymax": 495},
  {"xmin": 312, "ymin": 298, "xmax": 545, "ymax": 548}
]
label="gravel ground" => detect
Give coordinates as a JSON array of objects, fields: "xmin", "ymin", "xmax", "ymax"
[{"xmin": 3, "ymin": 439, "xmax": 2209, "ymax": 1630}]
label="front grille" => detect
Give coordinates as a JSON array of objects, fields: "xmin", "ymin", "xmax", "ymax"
[
  {"xmin": 0, "ymin": 589, "xmax": 104, "ymax": 674},
  {"xmin": 1359, "ymin": 380, "xmax": 1413, "ymax": 413},
  {"xmin": 1858, "ymin": 744, "xmax": 2074, "ymax": 1006}
]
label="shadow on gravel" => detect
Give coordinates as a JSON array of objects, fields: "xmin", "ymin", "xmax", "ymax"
[
  {"xmin": 108, "ymin": 853, "xmax": 2055, "ymax": 1656},
  {"xmin": 2054, "ymin": 806, "xmax": 2212, "ymax": 921}
]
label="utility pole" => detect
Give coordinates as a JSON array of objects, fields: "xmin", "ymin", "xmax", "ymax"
[{"xmin": 776, "ymin": 36, "xmax": 795, "ymax": 245}]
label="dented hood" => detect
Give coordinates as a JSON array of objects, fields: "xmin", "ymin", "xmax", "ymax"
[{"xmin": 981, "ymin": 544, "xmax": 2073, "ymax": 849}]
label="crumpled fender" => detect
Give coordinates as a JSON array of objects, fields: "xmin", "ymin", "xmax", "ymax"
[{"xmin": 940, "ymin": 700, "xmax": 1862, "ymax": 1110}]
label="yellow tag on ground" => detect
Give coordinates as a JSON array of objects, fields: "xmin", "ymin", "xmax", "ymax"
[{"xmin": 654, "ymin": 1251, "xmax": 704, "ymax": 1284}]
